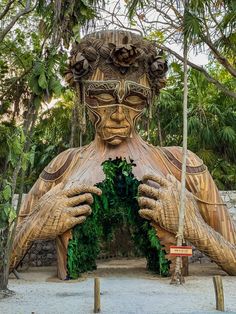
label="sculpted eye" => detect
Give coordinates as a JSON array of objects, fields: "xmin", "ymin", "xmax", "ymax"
[
  {"xmin": 94, "ymin": 93, "xmax": 115, "ymax": 102},
  {"xmin": 125, "ymin": 95, "xmax": 143, "ymax": 105}
]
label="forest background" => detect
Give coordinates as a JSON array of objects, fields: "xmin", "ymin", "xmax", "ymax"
[{"xmin": 0, "ymin": 0, "xmax": 235, "ymax": 292}]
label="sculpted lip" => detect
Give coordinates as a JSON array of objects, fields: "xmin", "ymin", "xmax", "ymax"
[
  {"xmin": 106, "ymin": 126, "xmax": 129, "ymax": 129},
  {"xmin": 105, "ymin": 126, "xmax": 129, "ymax": 134},
  {"xmin": 104, "ymin": 126, "xmax": 130, "ymax": 137}
]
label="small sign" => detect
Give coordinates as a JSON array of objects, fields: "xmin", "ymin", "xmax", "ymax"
[{"xmin": 169, "ymin": 246, "xmax": 193, "ymax": 257}]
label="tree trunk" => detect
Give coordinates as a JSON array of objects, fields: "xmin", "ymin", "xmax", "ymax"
[
  {"xmin": 157, "ymin": 107, "xmax": 163, "ymax": 146},
  {"xmin": 8, "ymin": 99, "xmax": 39, "ymax": 269},
  {"xmin": 170, "ymin": 0, "xmax": 189, "ymax": 285},
  {"xmin": 0, "ymin": 226, "xmax": 13, "ymax": 296},
  {"xmin": 0, "ymin": 95, "xmax": 39, "ymax": 296}
]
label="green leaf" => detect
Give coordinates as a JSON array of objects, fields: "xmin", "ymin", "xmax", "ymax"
[
  {"xmin": 29, "ymin": 75, "xmax": 41, "ymax": 95},
  {"xmin": 2, "ymin": 185, "xmax": 11, "ymax": 201},
  {"xmin": 11, "ymin": 136, "xmax": 22, "ymax": 156},
  {"xmin": 21, "ymin": 152, "xmax": 29, "ymax": 171},
  {"xmin": 28, "ymin": 146, "xmax": 36, "ymax": 166},
  {"xmin": 219, "ymin": 126, "xmax": 236, "ymax": 143},
  {"xmin": 0, "ymin": 205, "xmax": 9, "ymax": 226},
  {"xmin": 49, "ymin": 77, "xmax": 62, "ymax": 96},
  {"xmin": 8, "ymin": 206, "xmax": 16, "ymax": 224},
  {"xmin": 38, "ymin": 72, "xmax": 48, "ymax": 89}
]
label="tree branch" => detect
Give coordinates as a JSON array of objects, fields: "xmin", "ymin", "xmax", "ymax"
[
  {"xmin": 156, "ymin": 43, "xmax": 236, "ymax": 99},
  {"xmin": 0, "ymin": 0, "xmax": 15, "ymax": 20},
  {"xmin": 201, "ymin": 35, "xmax": 236, "ymax": 77},
  {"xmin": 0, "ymin": 0, "xmax": 37, "ymax": 42},
  {"xmin": 102, "ymin": 7, "xmax": 143, "ymax": 35},
  {"xmin": 152, "ymin": 3, "xmax": 180, "ymax": 29},
  {"xmin": 0, "ymin": 67, "xmax": 32, "ymax": 101},
  {"xmin": 206, "ymin": 3, "xmax": 235, "ymax": 53},
  {"xmin": 137, "ymin": 3, "xmax": 236, "ymax": 77}
]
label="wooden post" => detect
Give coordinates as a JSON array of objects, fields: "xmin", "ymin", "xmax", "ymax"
[
  {"xmin": 13, "ymin": 269, "xmax": 21, "ymax": 279},
  {"xmin": 213, "ymin": 275, "xmax": 224, "ymax": 311},
  {"xmin": 182, "ymin": 256, "xmax": 189, "ymax": 276},
  {"xmin": 94, "ymin": 277, "xmax": 101, "ymax": 313}
]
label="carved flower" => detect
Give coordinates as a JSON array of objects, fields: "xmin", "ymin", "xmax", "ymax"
[
  {"xmin": 82, "ymin": 46, "xmax": 97, "ymax": 61},
  {"xmin": 70, "ymin": 52, "xmax": 90, "ymax": 80},
  {"xmin": 64, "ymin": 70, "xmax": 74, "ymax": 85},
  {"xmin": 110, "ymin": 44, "xmax": 140, "ymax": 68},
  {"xmin": 150, "ymin": 56, "xmax": 168, "ymax": 78},
  {"xmin": 100, "ymin": 44, "xmax": 111, "ymax": 59}
]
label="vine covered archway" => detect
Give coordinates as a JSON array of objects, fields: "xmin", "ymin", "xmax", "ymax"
[{"xmin": 67, "ymin": 158, "xmax": 170, "ymax": 279}]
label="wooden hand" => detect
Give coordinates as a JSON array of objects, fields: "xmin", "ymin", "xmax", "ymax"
[
  {"xmin": 31, "ymin": 183, "xmax": 102, "ymax": 240},
  {"xmin": 10, "ymin": 184, "xmax": 101, "ymax": 271},
  {"xmin": 138, "ymin": 174, "xmax": 236, "ymax": 275},
  {"xmin": 138, "ymin": 173, "xmax": 198, "ymax": 233}
]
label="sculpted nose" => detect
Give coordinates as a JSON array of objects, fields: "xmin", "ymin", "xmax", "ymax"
[{"xmin": 111, "ymin": 105, "xmax": 125, "ymax": 122}]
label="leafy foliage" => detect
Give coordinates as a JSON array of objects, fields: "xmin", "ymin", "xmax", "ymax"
[
  {"xmin": 0, "ymin": 123, "xmax": 29, "ymax": 228},
  {"xmin": 141, "ymin": 63, "xmax": 236, "ymax": 189},
  {"xmin": 0, "ymin": 0, "xmax": 102, "ymax": 291},
  {"xmin": 67, "ymin": 158, "xmax": 170, "ymax": 279}
]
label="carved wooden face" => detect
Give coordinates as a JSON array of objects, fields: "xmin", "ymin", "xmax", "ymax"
[{"xmin": 83, "ymin": 80, "xmax": 152, "ymax": 145}]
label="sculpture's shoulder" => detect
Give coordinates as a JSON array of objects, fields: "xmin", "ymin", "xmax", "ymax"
[
  {"xmin": 39, "ymin": 147, "xmax": 81, "ymax": 182},
  {"xmin": 158, "ymin": 146, "xmax": 207, "ymax": 174}
]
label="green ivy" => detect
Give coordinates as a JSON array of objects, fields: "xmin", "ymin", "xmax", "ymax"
[{"xmin": 67, "ymin": 158, "xmax": 170, "ymax": 279}]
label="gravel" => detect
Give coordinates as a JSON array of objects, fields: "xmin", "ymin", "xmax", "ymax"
[{"xmin": 1, "ymin": 260, "xmax": 236, "ymax": 314}]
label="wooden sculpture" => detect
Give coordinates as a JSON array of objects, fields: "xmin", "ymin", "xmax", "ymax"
[{"xmin": 11, "ymin": 30, "xmax": 236, "ymax": 279}]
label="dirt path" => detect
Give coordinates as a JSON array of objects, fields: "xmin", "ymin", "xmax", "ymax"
[{"xmin": 1, "ymin": 259, "xmax": 236, "ymax": 314}]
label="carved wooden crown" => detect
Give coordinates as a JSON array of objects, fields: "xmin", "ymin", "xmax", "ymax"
[{"xmin": 65, "ymin": 30, "xmax": 168, "ymax": 95}]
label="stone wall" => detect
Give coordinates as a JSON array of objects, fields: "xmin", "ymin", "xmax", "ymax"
[
  {"xmin": 15, "ymin": 191, "xmax": 236, "ymax": 268},
  {"xmin": 12, "ymin": 194, "xmax": 57, "ymax": 269},
  {"xmin": 220, "ymin": 190, "xmax": 236, "ymax": 225},
  {"xmin": 190, "ymin": 191, "xmax": 236, "ymax": 263},
  {"xmin": 20, "ymin": 240, "xmax": 57, "ymax": 268}
]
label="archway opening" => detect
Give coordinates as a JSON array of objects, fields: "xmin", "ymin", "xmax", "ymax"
[{"xmin": 67, "ymin": 158, "xmax": 170, "ymax": 279}]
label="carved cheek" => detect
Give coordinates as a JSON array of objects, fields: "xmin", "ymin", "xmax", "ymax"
[
  {"xmin": 124, "ymin": 107, "xmax": 143, "ymax": 126},
  {"xmin": 87, "ymin": 107, "xmax": 101, "ymax": 130},
  {"xmin": 87, "ymin": 107, "xmax": 112, "ymax": 131},
  {"xmin": 87, "ymin": 110, "xmax": 96, "ymax": 124},
  {"xmin": 133, "ymin": 110, "xmax": 143, "ymax": 125}
]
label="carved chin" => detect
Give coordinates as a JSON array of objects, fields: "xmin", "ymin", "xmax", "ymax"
[
  {"xmin": 106, "ymin": 136, "xmax": 125, "ymax": 145},
  {"xmin": 98, "ymin": 126, "xmax": 131, "ymax": 145}
]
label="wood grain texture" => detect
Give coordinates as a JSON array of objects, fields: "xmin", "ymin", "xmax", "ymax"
[
  {"xmin": 12, "ymin": 134, "xmax": 236, "ymax": 278},
  {"xmin": 213, "ymin": 276, "xmax": 224, "ymax": 311}
]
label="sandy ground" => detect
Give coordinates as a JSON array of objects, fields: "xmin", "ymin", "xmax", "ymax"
[{"xmin": 0, "ymin": 259, "xmax": 236, "ymax": 314}]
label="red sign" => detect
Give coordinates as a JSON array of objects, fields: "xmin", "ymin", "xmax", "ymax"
[{"xmin": 169, "ymin": 246, "xmax": 193, "ymax": 257}]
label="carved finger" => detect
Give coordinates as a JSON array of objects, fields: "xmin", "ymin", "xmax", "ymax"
[
  {"xmin": 67, "ymin": 193, "xmax": 94, "ymax": 206},
  {"xmin": 64, "ymin": 185, "xmax": 102, "ymax": 197},
  {"xmin": 67, "ymin": 205, "xmax": 92, "ymax": 217},
  {"xmin": 70, "ymin": 216, "xmax": 87, "ymax": 228},
  {"xmin": 138, "ymin": 196, "xmax": 157, "ymax": 209},
  {"xmin": 166, "ymin": 174, "xmax": 180, "ymax": 185},
  {"xmin": 45, "ymin": 182, "xmax": 63, "ymax": 197},
  {"xmin": 142, "ymin": 174, "xmax": 170, "ymax": 187},
  {"xmin": 138, "ymin": 209, "xmax": 155, "ymax": 221},
  {"xmin": 138, "ymin": 184, "xmax": 164, "ymax": 200}
]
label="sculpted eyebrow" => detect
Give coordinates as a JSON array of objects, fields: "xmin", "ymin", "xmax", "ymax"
[
  {"xmin": 88, "ymin": 88, "xmax": 116, "ymax": 94},
  {"xmin": 126, "ymin": 91, "xmax": 147, "ymax": 98},
  {"xmin": 84, "ymin": 81, "xmax": 119, "ymax": 95}
]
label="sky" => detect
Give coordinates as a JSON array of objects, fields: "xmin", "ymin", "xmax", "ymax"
[{"xmin": 88, "ymin": 0, "xmax": 210, "ymax": 66}]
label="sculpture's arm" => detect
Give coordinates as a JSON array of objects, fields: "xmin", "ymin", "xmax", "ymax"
[
  {"xmin": 10, "ymin": 183, "xmax": 101, "ymax": 271},
  {"xmin": 138, "ymin": 174, "xmax": 236, "ymax": 275},
  {"xmin": 187, "ymin": 169, "xmax": 236, "ymax": 245},
  {"xmin": 159, "ymin": 146, "xmax": 236, "ymax": 244},
  {"xmin": 18, "ymin": 148, "xmax": 77, "ymax": 224}
]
